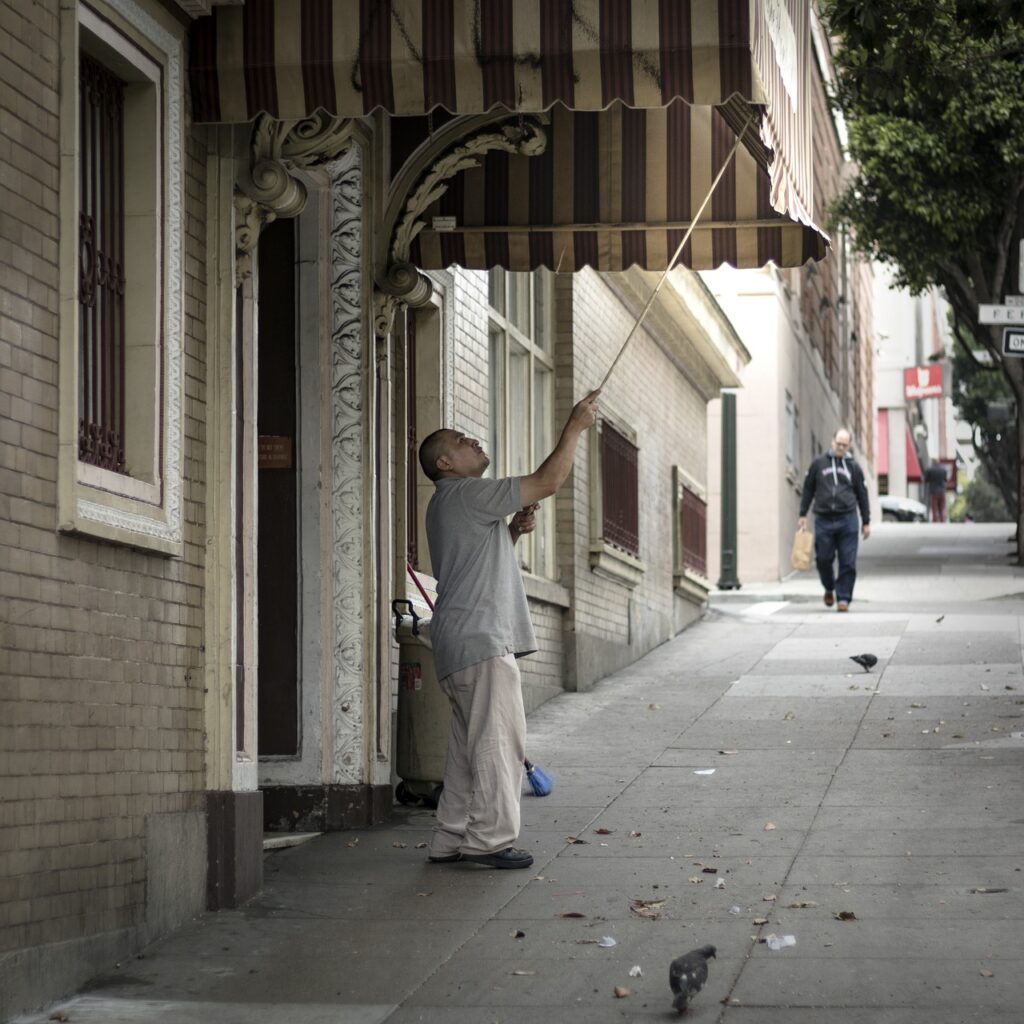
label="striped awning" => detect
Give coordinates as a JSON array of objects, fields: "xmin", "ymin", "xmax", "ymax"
[
  {"xmin": 407, "ymin": 101, "xmax": 825, "ymax": 272},
  {"xmin": 192, "ymin": 3, "xmax": 813, "ymax": 205}
]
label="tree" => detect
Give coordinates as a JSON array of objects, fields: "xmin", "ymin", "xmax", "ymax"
[
  {"xmin": 950, "ymin": 326, "xmax": 1018, "ymax": 518},
  {"xmin": 823, "ymin": 0, "xmax": 1024, "ymax": 558}
]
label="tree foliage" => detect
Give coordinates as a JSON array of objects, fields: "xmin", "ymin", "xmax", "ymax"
[{"xmin": 823, "ymin": 0, "xmax": 1024, "ymax": 553}]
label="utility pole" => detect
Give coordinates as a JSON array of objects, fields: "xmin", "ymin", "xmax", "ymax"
[{"xmin": 717, "ymin": 389, "xmax": 741, "ymax": 590}]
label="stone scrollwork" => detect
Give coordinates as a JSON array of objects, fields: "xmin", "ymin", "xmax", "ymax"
[
  {"xmin": 235, "ymin": 112, "xmax": 357, "ymax": 284},
  {"xmin": 373, "ymin": 116, "xmax": 548, "ymax": 336}
]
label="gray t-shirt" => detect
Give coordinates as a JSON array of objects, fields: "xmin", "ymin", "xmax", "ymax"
[{"xmin": 425, "ymin": 475, "xmax": 537, "ymax": 680}]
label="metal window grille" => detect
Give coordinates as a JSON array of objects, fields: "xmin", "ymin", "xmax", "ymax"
[
  {"xmin": 600, "ymin": 422, "xmax": 639, "ymax": 556},
  {"xmin": 680, "ymin": 485, "xmax": 707, "ymax": 577},
  {"xmin": 78, "ymin": 52, "xmax": 127, "ymax": 473}
]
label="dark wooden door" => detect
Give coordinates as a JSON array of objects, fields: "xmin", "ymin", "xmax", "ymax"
[{"xmin": 257, "ymin": 218, "xmax": 298, "ymax": 756}]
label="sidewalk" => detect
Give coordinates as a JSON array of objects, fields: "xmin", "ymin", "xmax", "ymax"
[{"xmin": 14, "ymin": 525, "xmax": 1024, "ymax": 1023}]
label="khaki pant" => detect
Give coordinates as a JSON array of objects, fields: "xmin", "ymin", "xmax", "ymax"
[{"xmin": 429, "ymin": 654, "xmax": 527, "ymax": 857}]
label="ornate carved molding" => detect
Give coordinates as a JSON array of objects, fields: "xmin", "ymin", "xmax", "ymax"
[
  {"xmin": 235, "ymin": 112, "xmax": 358, "ymax": 284},
  {"xmin": 372, "ymin": 116, "xmax": 547, "ymax": 336},
  {"xmin": 328, "ymin": 142, "xmax": 366, "ymax": 785}
]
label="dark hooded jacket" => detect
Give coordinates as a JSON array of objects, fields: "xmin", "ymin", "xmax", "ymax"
[{"xmin": 799, "ymin": 448, "xmax": 870, "ymax": 522}]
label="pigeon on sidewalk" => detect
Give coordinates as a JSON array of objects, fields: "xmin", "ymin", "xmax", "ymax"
[
  {"xmin": 849, "ymin": 653, "xmax": 878, "ymax": 673},
  {"xmin": 669, "ymin": 945, "xmax": 716, "ymax": 1012}
]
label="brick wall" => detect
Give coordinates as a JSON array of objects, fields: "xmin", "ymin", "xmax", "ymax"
[
  {"xmin": 0, "ymin": 0, "xmax": 206, "ymax": 1003},
  {"xmin": 566, "ymin": 270, "xmax": 708, "ymax": 685},
  {"xmin": 442, "ymin": 267, "xmax": 709, "ymax": 700}
]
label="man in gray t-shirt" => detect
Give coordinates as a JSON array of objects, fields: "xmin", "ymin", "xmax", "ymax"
[{"xmin": 418, "ymin": 389, "xmax": 600, "ymax": 870}]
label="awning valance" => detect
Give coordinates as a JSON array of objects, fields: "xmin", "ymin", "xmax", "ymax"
[
  {"xmin": 189, "ymin": 0, "xmax": 816, "ymax": 223},
  {"xmin": 406, "ymin": 101, "xmax": 825, "ymax": 272},
  {"xmin": 190, "ymin": 0, "xmax": 767, "ymax": 121}
]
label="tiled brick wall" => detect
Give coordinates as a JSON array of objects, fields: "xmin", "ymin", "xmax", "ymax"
[
  {"xmin": 566, "ymin": 270, "xmax": 707, "ymax": 684},
  {"xmin": 0, "ymin": 0, "xmax": 206, "ymax": 981}
]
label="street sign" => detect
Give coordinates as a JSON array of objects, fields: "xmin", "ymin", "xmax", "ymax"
[
  {"xmin": 1006, "ymin": 295, "xmax": 1024, "ymax": 307},
  {"xmin": 1003, "ymin": 327, "xmax": 1024, "ymax": 357},
  {"xmin": 979, "ymin": 304, "xmax": 1024, "ymax": 324}
]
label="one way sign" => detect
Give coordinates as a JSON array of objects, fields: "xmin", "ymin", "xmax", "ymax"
[{"xmin": 1003, "ymin": 327, "xmax": 1024, "ymax": 356}]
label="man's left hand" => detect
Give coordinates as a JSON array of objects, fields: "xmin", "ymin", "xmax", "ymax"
[
  {"xmin": 862, "ymin": 523, "xmax": 871, "ymax": 540},
  {"xmin": 510, "ymin": 504, "xmax": 540, "ymax": 540}
]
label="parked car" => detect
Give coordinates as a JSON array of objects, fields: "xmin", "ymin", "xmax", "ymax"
[{"xmin": 880, "ymin": 495, "xmax": 928, "ymax": 522}]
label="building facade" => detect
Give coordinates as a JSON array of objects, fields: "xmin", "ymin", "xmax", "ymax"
[
  {"xmin": 1, "ymin": 1, "xmax": 826, "ymax": 1016},
  {"xmin": 704, "ymin": 6, "xmax": 876, "ymax": 584}
]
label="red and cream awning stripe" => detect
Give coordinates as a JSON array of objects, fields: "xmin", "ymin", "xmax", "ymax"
[
  {"xmin": 191, "ymin": 0, "xmax": 766, "ymax": 119},
  {"xmin": 409, "ymin": 102, "xmax": 825, "ymax": 272},
  {"xmin": 188, "ymin": 0, "xmax": 825, "ymax": 269}
]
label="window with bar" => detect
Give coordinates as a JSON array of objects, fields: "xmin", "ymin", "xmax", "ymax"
[
  {"xmin": 599, "ymin": 421, "xmax": 640, "ymax": 557},
  {"xmin": 678, "ymin": 484, "xmax": 707, "ymax": 577},
  {"xmin": 588, "ymin": 415, "xmax": 645, "ymax": 588},
  {"xmin": 78, "ymin": 52, "xmax": 127, "ymax": 473},
  {"xmin": 487, "ymin": 268, "xmax": 555, "ymax": 578},
  {"xmin": 57, "ymin": 2, "xmax": 183, "ymax": 554}
]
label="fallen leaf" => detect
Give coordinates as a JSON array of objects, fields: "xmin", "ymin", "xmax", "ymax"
[
  {"xmin": 719, "ymin": 749, "xmax": 738, "ymax": 755},
  {"xmin": 598, "ymin": 936, "xmax": 617, "ymax": 948},
  {"xmin": 833, "ymin": 911, "xmax": 858, "ymax": 921},
  {"xmin": 702, "ymin": 866, "xmax": 718, "ymax": 874},
  {"xmin": 48, "ymin": 1016, "xmax": 69, "ymax": 1023},
  {"xmin": 415, "ymin": 891, "xmax": 432, "ymax": 897},
  {"xmin": 753, "ymin": 916, "xmax": 769, "ymax": 925},
  {"xmin": 764, "ymin": 822, "xmax": 777, "ymax": 831},
  {"xmin": 346, "ymin": 838, "xmax": 360, "ymax": 847},
  {"xmin": 762, "ymin": 894, "xmax": 777, "ymax": 902},
  {"xmin": 566, "ymin": 836, "xmax": 589, "ymax": 845},
  {"xmin": 788, "ymin": 900, "xmax": 817, "ymax": 908},
  {"xmin": 511, "ymin": 929, "xmax": 526, "ymax": 939},
  {"xmin": 688, "ymin": 876, "xmax": 704, "ymax": 884},
  {"xmin": 613, "ymin": 985, "xmax": 632, "ymax": 998},
  {"xmin": 560, "ymin": 911, "xmax": 586, "ymax": 918},
  {"xmin": 392, "ymin": 841, "xmax": 407, "ymax": 848},
  {"xmin": 649, "ymin": 703, "xmax": 661, "ymax": 710},
  {"xmin": 415, "ymin": 842, "xmax": 428, "ymax": 849},
  {"xmin": 715, "ymin": 878, "xmax": 726, "ymax": 889},
  {"xmin": 783, "ymin": 711, "xmax": 796, "ymax": 720},
  {"xmin": 630, "ymin": 830, "xmax": 642, "ymax": 837},
  {"xmin": 512, "ymin": 970, "xmax": 535, "ymax": 976},
  {"xmin": 629, "ymin": 897, "xmax": 666, "ymax": 920},
  {"xmin": 970, "ymin": 887, "xmax": 1008, "ymax": 894},
  {"xmin": 980, "ymin": 968, "xmax": 994, "ymax": 978},
  {"xmin": 629, "ymin": 965, "xmax": 643, "ymax": 978},
  {"xmin": 593, "ymin": 827, "xmax": 614, "ymax": 835}
]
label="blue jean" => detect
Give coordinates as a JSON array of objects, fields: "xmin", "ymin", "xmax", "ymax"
[{"xmin": 814, "ymin": 512, "xmax": 860, "ymax": 602}]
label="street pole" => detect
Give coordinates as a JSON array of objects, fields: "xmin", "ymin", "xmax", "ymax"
[{"xmin": 717, "ymin": 388, "xmax": 741, "ymax": 590}]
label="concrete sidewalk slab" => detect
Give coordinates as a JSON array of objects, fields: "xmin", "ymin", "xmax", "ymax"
[{"xmin": 14, "ymin": 525, "xmax": 1024, "ymax": 1024}]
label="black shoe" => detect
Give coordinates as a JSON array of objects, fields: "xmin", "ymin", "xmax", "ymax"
[
  {"xmin": 461, "ymin": 847, "xmax": 534, "ymax": 869},
  {"xmin": 427, "ymin": 852, "xmax": 462, "ymax": 863}
]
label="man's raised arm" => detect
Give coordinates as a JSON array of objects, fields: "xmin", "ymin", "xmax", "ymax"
[{"xmin": 519, "ymin": 389, "xmax": 601, "ymax": 506}]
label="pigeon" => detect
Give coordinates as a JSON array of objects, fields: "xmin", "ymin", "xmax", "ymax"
[
  {"xmin": 669, "ymin": 945, "xmax": 715, "ymax": 1012},
  {"xmin": 849, "ymin": 653, "xmax": 878, "ymax": 673}
]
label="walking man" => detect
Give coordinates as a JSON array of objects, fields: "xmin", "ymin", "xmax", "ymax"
[
  {"xmin": 418, "ymin": 389, "xmax": 600, "ymax": 869},
  {"xmin": 798, "ymin": 428, "xmax": 871, "ymax": 612},
  {"xmin": 923, "ymin": 460, "xmax": 948, "ymax": 522}
]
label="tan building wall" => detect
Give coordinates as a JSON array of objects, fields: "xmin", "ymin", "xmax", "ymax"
[{"xmin": 1, "ymin": 1, "xmax": 207, "ymax": 1016}]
